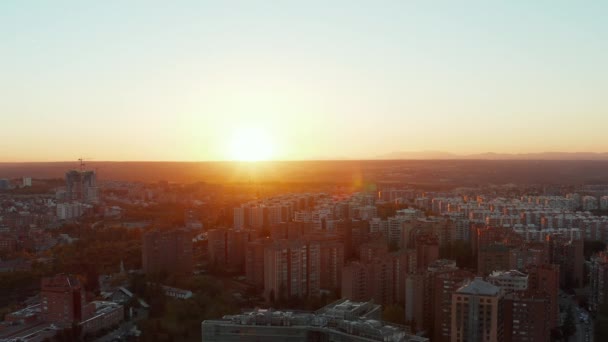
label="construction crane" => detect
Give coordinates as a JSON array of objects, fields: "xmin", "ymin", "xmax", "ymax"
[{"xmin": 77, "ymin": 157, "xmax": 94, "ymax": 171}]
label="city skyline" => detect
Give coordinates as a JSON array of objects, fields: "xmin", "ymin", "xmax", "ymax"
[
  {"xmin": 2, "ymin": 2, "xmax": 606, "ymax": 340},
  {"xmin": 2, "ymin": 1, "xmax": 608, "ymax": 162}
]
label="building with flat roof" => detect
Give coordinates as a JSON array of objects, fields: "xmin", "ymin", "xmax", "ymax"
[
  {"xmin": 79, "ymin": 301, "xmax": 124, "ymax": 335},
  {"xmin": 478, "ymin": 243, "xmax": 511, "ymax": 276},
  {"xmin": 201, "ymin": 300, "xmax": 428, "ymax": 342},
  {"xmin": 487, "ymin": 270, "xmax": 528, "ymax": 292},
  {"xmin": 548, "ymin": 235, "xmax": 583, "ymax": 288},
  {"xmin": 590, "ymin": 251, "xmax": 608, "ymax": 312},
  {"xmin": 40, "ymin": 274, "xmax": 86, "ymax": 325},
  {"xmin": 65, "ymin": 170, "xmax": 99, "ymax": 204},
  {"xmin": 431, "ymin": 269, "xmax": 475, "ymax": 342},
  {"xmin": 207, "ymin": 229, "xmax": 251, "ymax": 272},
  {"xmin": 315, "ymin": 299, "xmax": 381, "ymax": 320},
  {"xmin": 142, "ymin": 229, "xmax": 193, "ymax": 275},
  {"xmin": 451, "ymin": 278, "xmax": 504, "ymax": 342},
  {"xmin": 503, "ymin": 292, "xmax": 551, "ymax": 342},
  {"xmin": 22, "ymin": 177, "xmax": 32, "ymax": 187},
  {"xmin": 264, "ymin": 239, "xmax": 320, "ymax": 300},
  {"xmin": 0, "ymin": 179, "xmax": 10, "ymax": 190}
]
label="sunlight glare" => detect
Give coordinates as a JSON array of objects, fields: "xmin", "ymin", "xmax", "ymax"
[{"xmin": 229, "ymin": 127, "xmax": 274, "ymax": 161}]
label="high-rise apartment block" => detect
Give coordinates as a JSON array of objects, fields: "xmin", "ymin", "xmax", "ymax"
[
  {"xmin": 142, "ymin": 229, "xmax": 193, "ymax": 275},
  {"xmin": 263, "ymin": 239, "xmax": 320, "ymax": 300},
  {"xmin": 405, "ymin": 259, "xmax": 461, "ymax": 334},
  {"xmin": 245, "ymin": 239, "xmax": 271, "ymax": 289},
  {"xmin": 548, "ymin": 234, "xmax": 583, "ymax": 288},
  {"xmin": 503, "ymin": 292, "xmax": 552, "ymax": 342},
  {"xmin": 590, "ymin": 251, "xmax": 608, "ymax": 312},
  {"xmin": 56, "ymin": 202, "xmax": 84, "ymax": 220},
  {"xmin": 524, "ymin": 264, "xmax": 560, "ymax": 329},
  {"xmin": 478, "ymin": 243, "xmax": 511, "ymax": 276},
  {"xmin": 431, "ymin": 269, "xmax": 475, "ymax": 342},
  {"xmin": 415, "ymin": 233, "xmax": 439, "ymax": 271},
  {"xmin": 343, "ymin": 258, "xmax": 395, "ymax": 305},
  {"xmin": 451, "ymin": 278, "xmax": 504, "ymax": 342},
  {"xmin": 306, "ymin": 233, "xmax": 344, "ymax": 292},
  {"xmin": 22, "ymin": 177, "xmax": 32, "ymax": 187},
  {"xmin": 233, "ymin": 206, "xmax": 247, "ymax": 230},
  {"xmin": 207, "ymin": 228, "xmax": 251, "ymax": 271},
  {"xmin": 343, "ymin": 238, "xmax": 416, "ymax": 306},
  {"xmin": 65, "ymin": 170, "xmax": 99, "ymax": 204}
]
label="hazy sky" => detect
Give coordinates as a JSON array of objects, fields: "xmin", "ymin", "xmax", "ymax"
[{"xmin": 1, "ymin": 1, "xmax": 607, "ymax": 161}]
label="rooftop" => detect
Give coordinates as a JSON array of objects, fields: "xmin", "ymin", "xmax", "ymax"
[
  {"xmin": 203, "ymin": 300, "xmax": 427, "ymax": 342},
  {"xmin": 457, "ymin": 277, "xmax": 501, "ymax": 296},
  {"xmin": 79, "ymin": 301, "xmax": 122, "ymax": 325},
  {"xmin": 315, "ymin": 299, "xmax": 381, "ymax": 319},
  {"xmin": 6, "ymin": 304, "xmax": 41, "ymax": 319},
  {"xmin": 488, "ymin": 270, "xmax": 528, "ymax": 278}
]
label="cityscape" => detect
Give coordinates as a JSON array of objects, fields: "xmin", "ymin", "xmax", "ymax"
[
  {"xmin": 2, "ymin": 1, "xmax": 608, "ymax": 342},
  {"xmin": 1, "ymin": 162, "xmax": 608, "ymax": 341}
]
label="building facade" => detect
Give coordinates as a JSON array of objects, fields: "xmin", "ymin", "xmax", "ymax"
[
  {"xmin": 41, "ymin": 274, "xmax": 86, "ymax": 325},
  {"xmin": 201, "ymin": 300, "xmax": 428, "ymax": 342},
  {"xmin": 451, "ymin": 278, "xmax": 504, "ymax": 342},
  {"xmin": 142, "ymin": 229, "xmax": 193, "ymax": 275},
  {"xmin": 264, "ymin": 239, "xmax": 320, "ymax": 300}
]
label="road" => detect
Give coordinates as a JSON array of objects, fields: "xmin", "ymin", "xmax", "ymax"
[
  {"xmin": 559, "ymin": 290, "xmax": 593, "ymax": 342},
  {"xmin": 573, "ymin": 306, "xmax": 593, "ymax": 342}
]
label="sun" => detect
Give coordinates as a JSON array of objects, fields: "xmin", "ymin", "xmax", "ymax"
[{"xmin": 229, "ymin": 127, "xmax": 274, "ymax": 161}]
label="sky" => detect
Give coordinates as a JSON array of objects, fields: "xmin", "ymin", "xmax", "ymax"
[{"xmin": 1, "ymin": 1, "xmax": 607, "ymax": 162}]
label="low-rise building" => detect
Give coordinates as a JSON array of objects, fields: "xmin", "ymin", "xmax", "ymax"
[
  {"xmin": 79, "ymin": 301, "xmax": 124, "ymax": 335},
  {"xmin": 202, "ymin": 300, "xmax": 427, "ymax": 342}
]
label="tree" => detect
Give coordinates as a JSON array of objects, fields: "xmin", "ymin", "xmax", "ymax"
[
  {"xmin": 83, "ymin": 266, "xmax": 100, "ymax": 293},
  {"xmin": 562, "ymin": 304, "xmax": 577, "ymax": 339},
  {"xmin": 584, "ymin": 240, "xmax": 606, "ymax": 260},
  {"xmin": 594, "ymin": 304, "xmax": 608, "ymax": 341},
  {"xmin": 146, "ymin": 284, "xmax": 167, "ymax": 318}
]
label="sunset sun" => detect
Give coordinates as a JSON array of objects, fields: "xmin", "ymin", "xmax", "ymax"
[{"xmin": 229, "ymin": 127, "xmax": 274, "ymax": 161}]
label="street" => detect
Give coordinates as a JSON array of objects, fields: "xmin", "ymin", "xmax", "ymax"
[
  {"xmin": 573, "ymin": 306, "xmax": 593, "ymax": 342},
  {"xmin": 559, "ymin": 290, "xmax": 593, "ymax": 342}
]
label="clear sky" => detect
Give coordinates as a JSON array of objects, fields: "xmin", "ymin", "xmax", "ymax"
[{"xmin": 1, "ymin": 1, "xmax": 607, "ymax": 161}]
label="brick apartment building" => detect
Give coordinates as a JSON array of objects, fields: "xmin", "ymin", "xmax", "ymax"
[
  {"xmin": 451, "ymin": 278, "xmax": 504, "ymax": 342},
  {"xmin": 40, "ymin": 274, "xmax": 124, "ymax": 336},
  {"xmin": 142, "ymin": 229, "xmax": 193, "ymax": 275},
  {"xmin": 263, "ymin": 239, "xmax": 321, "ymax": 300},
  {"xmin": 41, "ymin": 274, "xmax": 86, "ymax": 324}
]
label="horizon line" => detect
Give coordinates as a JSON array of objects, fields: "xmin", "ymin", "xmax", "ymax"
[
  {"xmin": 3, "ymin": 151, "xmax": 608, "ymax": 164},
  {"xmin": 4, "ymin": 158, "xmax": 608, "ymax": 164}
]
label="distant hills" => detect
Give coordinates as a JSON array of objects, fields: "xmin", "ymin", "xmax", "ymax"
[{"xmin": 376, "ymin": 151, "xmax": 608, "ymax": 160}]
